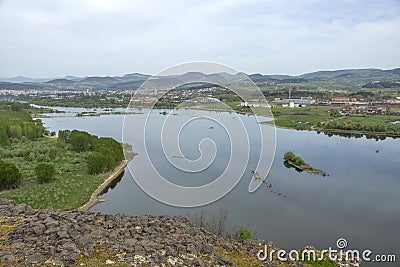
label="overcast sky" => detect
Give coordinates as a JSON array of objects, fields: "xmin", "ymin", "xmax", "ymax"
[{"xmin": 0, "ymin": 0, "xmax": 399, "ymax": 77}]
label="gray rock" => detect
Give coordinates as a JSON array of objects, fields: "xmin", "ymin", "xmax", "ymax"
[
  {"xmin": 123, "ymin": 238, "xmax": 137, "ymax": 247},
  {"xmin": 57, "ymin": 230, "xmax": 69, "ymax": 239},
  {"xmin": 134, "ymin": 245, "xmax": 145, "ymax": 255},
  {"xmin": 202, "ymin": 244, "xmax": 214, "ymax": 254},
  {"xmin": 25, "ymin": 252, "xmax": 46, "ymax": 263},
  {"xmin": 0, "ymin": 250, "xmax": 15, "ymax": 261},
  {"xmin": 60, "ymin": 242, "xmax": 78, "ymax": 253},
  {"xmin": 43, "ymin": 217, "xmax": 59, "ymax": 228}
]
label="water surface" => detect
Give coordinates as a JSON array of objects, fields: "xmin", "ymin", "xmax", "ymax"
[{"xmin": 42, "ymin": 108, "xmax": 400, "ymax": 265}]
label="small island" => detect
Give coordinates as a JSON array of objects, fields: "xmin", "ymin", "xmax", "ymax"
[{"xmin": 284, "ymin": 151, "xmax": 328, "ymax": 176}]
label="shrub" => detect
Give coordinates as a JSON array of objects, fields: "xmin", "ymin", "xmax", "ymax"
[
  {"xmin": 294, "ymin": 156, "xmax": 305, "ymax": 166},
  {"xmin": 283, "ymin": 151, "xmax": 295, "ymax": 161},
  {"xmin": 35, "ymin": 163, "xmax": 55, "ymax": 183},
  {"xmin": 86, "ymin": 152, "xmax": 107, "ymax": 174},
  {"xmin": 0, "ymin": 161, "xmax": 22, "ymax": 190},
  {"xmin": 69, "ymin": 130, "xmax": 97, "ymax": 152},
  {"xmin": 236, "ymin": 225, "xmax": 252, "ymax": 241}
]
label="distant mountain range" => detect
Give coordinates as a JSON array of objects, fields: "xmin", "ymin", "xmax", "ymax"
[{"xmin": 1, "ymin": 68, "xmax": 399, "ymax": 91}]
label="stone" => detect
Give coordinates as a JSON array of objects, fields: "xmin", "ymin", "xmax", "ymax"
[
  {"xmin": 25, "ymin": 252, "xmax": 46, "ymax": 263},
  {"xmin": 61, "ymin": 242, "xmax": 78, "ymax": 253},
  {"xmin": 123, "ymin": 238, "xmax": 137, "ymax": 247},
  {"xmin": 105, "ymin": 259, "xmax": 115, "ymax": 265},
  {"xmin": 43, "ymin": 217, "xmax": 59, "ymax": 228},
  {"xmin": 57, "ymin": 230, "xmax": 69, "ymax": 239},
  {"xmin": 134, "ymin": 245, "xmax": 145, "ymax": 255},
  {"xmin": 32, "ymin": 224, "xmax": 46, "ymax": 235},
  {"xmin": 202, "ymin": 244, "xmax": 214, "ymax": 254}
]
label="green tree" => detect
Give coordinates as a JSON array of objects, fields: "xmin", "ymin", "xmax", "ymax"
[
  {"xmin": 284, "ymin": 151, "xmax": 295, "ymax": 161},
  {"xmin": 69, "ymin": 130, "xmax": 97, "ymax": 152},
  {"xmin": 22, "ymin": 123, "xmax": 39, "ymax": 139},
  {"xmin": 0, "ymin": 161, "xmax": 22, "ymax": 190},
  {"xmin": 86, "ymin": 152, "xmax": 109, "ymax": 174},
  {"xmin": 58, "ymin": 130, "xmax": 71, "ymax": 142},
  {"xmin": 294, "ymin": 156, "xmax": 305, "ymax": 166},
  {"xmin": 7, "ymin": 124, "xmax": 23, "ymax": 139},
  {"xmin": 236, "ymin": 225, "xmax": 252, "ymax": 241},
  {"xmin": 35, "ymin": 163, "xmax": 55, "ymax": 183}
]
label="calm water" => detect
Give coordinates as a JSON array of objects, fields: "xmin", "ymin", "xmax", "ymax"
[{"xmin": 41, "ymin": 108, "xmax": 400, "ymax": 266}]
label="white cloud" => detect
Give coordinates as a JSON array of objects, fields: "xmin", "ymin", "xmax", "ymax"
[{"xmin": 0, "ymin": 0, "xmax": 399, "ymax": 77}]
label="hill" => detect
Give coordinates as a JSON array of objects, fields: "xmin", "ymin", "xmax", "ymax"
[{"xmin": 1, "ymin": 68, "xmax": 400, "ymax": 92}]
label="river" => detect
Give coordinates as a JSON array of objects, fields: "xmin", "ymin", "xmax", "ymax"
[{"xmin": 40, "ymin": 106, "xmax": 400, "ymax": 266}]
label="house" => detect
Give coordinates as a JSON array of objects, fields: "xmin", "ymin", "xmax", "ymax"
[
  {"xmin": 332, "ymin": 96, "xmax": 350, "ymax": 102},
  {"xmin": 282, "ymin": 98, "xmax": 315, "ymax": 105}
]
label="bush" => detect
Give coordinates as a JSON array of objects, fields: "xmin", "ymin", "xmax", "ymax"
[
  {"xmin": 236, "ymin": 225, "xmax": 252, "ymax": 241},
  {"xmin": 284, "ymin": 151, "xmax": 295, "ymax": 161},
  {"xmin": 294, "ymin": 156, "xmax": 305, "ymax": 165},
  {"xmin": 35, "ymin": 163, "xmax": 55, "ymax": 183},
  {"xmin": 7, "ymin": 124, "xmax": 23, "ymax": 139},
  {"xmin": 0, "ymin": 161, "xmax": 22, "ymax": 190},
  {"xmin": 86, "ymin": 152, "xmax": 109, "ymax": 174},
  {"xmin": 69, "ymin": 130, "xmax": 97, "ymax": 152}
]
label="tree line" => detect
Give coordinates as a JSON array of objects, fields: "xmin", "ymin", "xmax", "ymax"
[
  {"xmin": 0, "ymin": 103, "xmax": 45, "ymax": 145},
  {"xmin": 1, "ymin": 106, "xmax": 125, "ymax": 190}
]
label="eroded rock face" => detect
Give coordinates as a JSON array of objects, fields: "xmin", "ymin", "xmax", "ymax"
[{"xmin": 0, "ymin": 198, "xmax": 318, "ymax": 267}]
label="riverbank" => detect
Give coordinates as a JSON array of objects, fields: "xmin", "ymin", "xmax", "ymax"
[
  {"xmin": 78, "ymin": 160, "xmax": 128, "ymax": 211},
  {"xmin": 285, "ymin": 160, "xmax": 328, "ymax": 176}
]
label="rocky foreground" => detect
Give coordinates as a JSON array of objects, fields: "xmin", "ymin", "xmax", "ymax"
[{"xmin": 0, "ymin": 198, "xmax": 308, "ymax": 267}]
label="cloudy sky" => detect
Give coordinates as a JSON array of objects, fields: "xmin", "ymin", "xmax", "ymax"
[{"xmin": 0, "ymin": 0, "xmax": 399, "ymax": 77}]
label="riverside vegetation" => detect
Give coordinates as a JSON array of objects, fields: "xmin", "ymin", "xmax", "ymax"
[
  {"xmin": 0, "ymin": 103, "xmax": 125, "ymax": 210},
  {"xmin": 284, "ymin": 151, "xmax": 328, "ymax": 176}
]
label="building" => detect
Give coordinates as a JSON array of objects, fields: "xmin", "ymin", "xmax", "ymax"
[
  {"xmin": 282, "ymin": 98, "xmax": 316, "ymax": 105},
  {"xmin": 240, "ymin": 101, "xmax": 271, "ymax": 108},
  {"xmin": 332, "ymin": 96, "xmax": 350, "ymax": 102}
]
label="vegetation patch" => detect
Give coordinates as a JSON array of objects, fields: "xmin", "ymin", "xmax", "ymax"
[
  {"xmin": 0, "ymin": 108, "xmax": 125, "ymax": 210},
  {"xmin": 284, "ymin": 151, "xmax": 328, "ymax": 176}
]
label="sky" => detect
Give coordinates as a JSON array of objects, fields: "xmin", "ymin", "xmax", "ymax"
[{"xmin": 0, "ymin": 0, "xmax": 399, "ymax": 78}]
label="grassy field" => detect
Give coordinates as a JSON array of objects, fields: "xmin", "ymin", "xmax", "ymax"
[
  {"xmin": 263, "ymin": 105, "xmax": 400, "ymax": 137},
  {"xmin": 0, "ymin": 136, "xmax": 111, "ymax": 210},
  {"xmin": 269, "ymin": 105, "xmax": 333, "ymax": 130}
]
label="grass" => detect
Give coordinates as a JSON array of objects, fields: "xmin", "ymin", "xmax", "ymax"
[
  {"xmin": 269, "ymin": 105, "xmax": 334, "ymax": 130},
  {"xmin": 0, "ymin": 136, "xmax": 110, "ymax": 210},
  {"xmin": 258, "ymin": 105, "xmax": 400, "ymax": 136},
  {"xmin": 302, "ymin": 259, "xmax": 338, "ymax": 267},
  {"xmin": 75, "ymin": 246, "xmax": 133, "ymax": 267}
]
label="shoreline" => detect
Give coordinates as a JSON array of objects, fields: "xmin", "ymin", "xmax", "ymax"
[
  {"xmin": 38, "ymin": 103, "xmax": 400, "ymax": 138},
  {"xmin": 78, "ymin": 160, "xmax": 128, "ymax": 211},
  {"xmin": 285, "ymin": 160, "xmax": 328, "ymax": 176}
]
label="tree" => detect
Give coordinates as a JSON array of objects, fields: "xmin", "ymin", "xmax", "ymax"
[
  {"xmin": 294, "ymin": 156, "xmax": 305, "ymax": 166},
  {"xmin": 86, "ymin": 152, "xmax": 109, "ymax": 174},
  {"xmin": 22, "ymin": 122, "xmax": 40, "ymax": 139},
  {"xmin": 284, "ymin": 151, "xmax": 295, "ymax": 162},
  {"xmin": 35, "ymin": 163, "xmax": 55, "ymax": 183},
  {"xmin": 0, "ymin": 161, "xmax": 22, "ymax": 190},
  {"xmin": 69, "ymin": 130, "xmax": 97, "ymax": 152},
  {"xmin": 7, "ymin": 124, "xmax": 23, "ymax": 139}
]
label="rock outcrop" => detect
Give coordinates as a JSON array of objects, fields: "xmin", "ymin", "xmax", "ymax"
[{"xmin": 0, "ymin": 198, "xmax": 282, "ymax": 266}]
